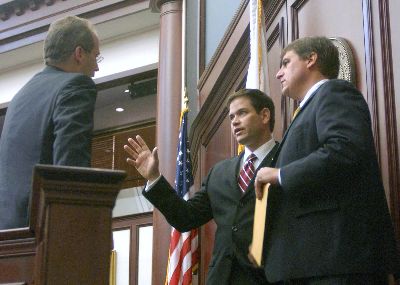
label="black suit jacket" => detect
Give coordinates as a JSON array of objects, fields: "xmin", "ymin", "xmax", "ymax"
[
  {"xmin": 143, "ymin": 142, "xmax": 279, "ymax": 285},
  {"xmin": 263, "ymin": 79, "xmax": 399, "ymax": 282},
  {"xmin": 0, "ymin": 66, "xmax": 97, "ymax": 229}
]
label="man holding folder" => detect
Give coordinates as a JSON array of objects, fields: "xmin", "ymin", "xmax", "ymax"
[{"xmin": 255, "ymin": 36, "xmax": 399, "ymax": 284}]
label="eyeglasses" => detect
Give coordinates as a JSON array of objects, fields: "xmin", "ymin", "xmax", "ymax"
[{"xmin": 96, "ymin": 55, "xmax": 104, "ymax": 63}]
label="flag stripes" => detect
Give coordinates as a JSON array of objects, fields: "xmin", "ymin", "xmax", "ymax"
[{"xmin": 166, "ymin": 108, "xmax": 199, "ymax": 285}]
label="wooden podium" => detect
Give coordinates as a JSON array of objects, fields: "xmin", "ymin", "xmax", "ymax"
[{"xmin": 0, "ymin": 165, "xmax": 126, "ymax": 285}]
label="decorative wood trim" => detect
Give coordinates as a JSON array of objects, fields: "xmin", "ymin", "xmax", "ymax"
[
  {"xmin": 0, "ymin": 0, "xmax": 149, "ymax": 53},
  {"xmin": 267, "ymin": 23, "xmax": 279, "ymax": 52},
  {"xmin": 279, "ymin": 16, "xmax": 285, "ymax": 49},
  {"xmin": 0, "ymin": 236, "xmax": 35, "ymax": 255},
  {"xmin": 0, "ymin": 233, "xmax": 35, "ymax": 284},
  {"xmin": 362, "ymin": 0, "xmax": 380, "ymax": 163},
  {"xmin": 198, "ymin": 0, "xmax": 249, "ymax": 90},
  {"xmin": 378, "ymin": 0, "xmax": 400, "ymax": 240},
  {"xmin": 267, "ymin": 19, "xmax": 289, "ymax": 133},
  {"xmin": 289, "ymin": 0, "xmax": 308, "ymax": 123},
  {"xmin": 290, "ymin": 0, "xmax": 307, "ymax": 41},
  {"xmin": 190, "ymin": 25, "xmax": 250, "ymax": 174},
  {"xmin": 198, "ymin": 0, "xmax": 205, "ymax": 75},
  {"xmin": 265, "ymin": 0, "xmax": 285, "ymax": 30},
  {"xmin": 112, "ymin": 212, "xmax": 152, "ymax": 285}
]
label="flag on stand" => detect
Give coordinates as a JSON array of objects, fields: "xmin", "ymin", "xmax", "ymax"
[
  {"xmin": 238, "ymin": 0, "xmax": 269, "ymax": 154},
  {"xmin": 246, "ymin": 0, "xmax": 268, "ymax": 91},
  {"xmin": 165, "ymin": 108, "xmax": 199, "ymax": 285}
]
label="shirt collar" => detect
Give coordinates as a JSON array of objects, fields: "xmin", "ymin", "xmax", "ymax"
[
  {"xmin": 243, "ymin": 138, "xmax": 275, "ymax": 169},
  {"xmin": 299, "ymin": 79, "xmax": 329, "ymax": 108}
]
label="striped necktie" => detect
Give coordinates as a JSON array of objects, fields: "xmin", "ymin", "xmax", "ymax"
[{"xmin": 238, "ymin": 153, "xmax": 257, "ymax": 193}]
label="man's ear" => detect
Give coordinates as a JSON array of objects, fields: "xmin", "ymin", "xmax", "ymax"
[
  {"xmin": 73, "ymin": 46, "xmax": 85, "ymax": 64},
  {"xmin": 307, "ymin": 52, "xmax": 318, "ymax": 68},
  {"xmin": 261, "ymin": 108, "xmax": 270, "ymax": 124}
]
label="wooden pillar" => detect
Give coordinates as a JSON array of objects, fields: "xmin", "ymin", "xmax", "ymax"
[{"xmin": 150, "ymin": 0, "xmax": 183, "ymax": 284}]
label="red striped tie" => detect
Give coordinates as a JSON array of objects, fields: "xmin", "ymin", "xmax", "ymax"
[{"xmin": 238, "ymin": 153, "xmax": 257, "ymax": 193}]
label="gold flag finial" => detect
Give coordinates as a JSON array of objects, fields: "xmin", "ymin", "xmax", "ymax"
[{"xmin": 183, "ymin": 87, "xmax": 189, "ymax": 110}]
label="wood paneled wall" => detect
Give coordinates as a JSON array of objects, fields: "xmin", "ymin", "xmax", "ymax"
[{"xmin": 188, "ymin": 0, "xmax": 400, "ymax": 283}]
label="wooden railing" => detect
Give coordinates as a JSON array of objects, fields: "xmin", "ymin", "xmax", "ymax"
[{"xmin": 0, "ymin": 165, "xmax": 126, "ymax": 285}]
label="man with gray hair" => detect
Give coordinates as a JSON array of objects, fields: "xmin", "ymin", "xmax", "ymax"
[{"xmin": 0, "ymin": 16, "xmax": 101, "ymax": 229}]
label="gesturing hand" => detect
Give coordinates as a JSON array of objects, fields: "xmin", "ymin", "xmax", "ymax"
[{"xmin": 123, "ymin": 135, "xmax": 160, "ymax": 181}]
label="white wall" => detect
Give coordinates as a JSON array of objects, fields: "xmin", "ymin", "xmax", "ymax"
[
  {"xmin": 0, "ymin": 27, "xmax": 159, "ymax": 106},
  {"xmin": 0, "ymin": 62, "xmax": 43, "ymax": 106},
  {"xmin": 95, "ymin": 28, "xmax": 159, "ymax": 79}
]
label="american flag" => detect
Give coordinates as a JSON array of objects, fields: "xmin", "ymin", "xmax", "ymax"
[{"xmin": 166, "ymin": 108, "xmax": 199, "ymax": 285}]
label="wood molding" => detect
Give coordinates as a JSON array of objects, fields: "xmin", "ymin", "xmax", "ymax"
[
  {"xmin": 0, "ymin": 234, "xmax": 35, "ymax": 284},
  {"xmin": 0, "ymin": 235, "xmax": 35, "ymax": 256},
  {"xmin": 112, "ymin": 212, "xmax": 152, "ymax": 285},
  {"xmin": 378, "ymin": 0, "xmax": 400, "ymax": 240},
  {"xmin": 190, "ymin": 20, "xmax": 250, "ymax": 173},
  {"xmin": 362, "ymin": 0, "xmax": 380, "ymax": 163},
  {"xmin": 267, "ymin": 23, "xmax": 280, "ymax": 52},
  {"xmin": 290, "ymin": 0, "xmax": 307, "ymax": 41},
  {"xmin": 267, "ymin": 19, "xmax": 289, "ymax": 133},
  {"xmin": 198, "ymin": 0, "xmax": 249, "ymax": 90},
  {"xmin": 0, "ymin": 0, "xmax": 149, "ymax": 53},
  {"xmin": 265, "ymin": 0, "xmax": 285, "ymax": 30},
  {"xmin": 198, "ymin": 0, "xmax": 205, "ymax": 75}
]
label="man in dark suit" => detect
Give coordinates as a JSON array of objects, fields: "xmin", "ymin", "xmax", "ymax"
[
  {"xmin": 0, "ymin": 16, "xmax": 100, "ymax": 230},
  {"xmin": 124, "ymin": 89, "xmax": 278, "ymax": 284},
  {"xmin": 255, "ymin": 36, "xmax": 399, "ymax": 284}
]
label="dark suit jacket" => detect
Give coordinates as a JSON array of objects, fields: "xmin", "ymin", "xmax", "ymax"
[
  {"xmin": 0, "ymin": 66, "xmax": 97, "ymax": 230},
  {"xmin": 264, "ymin": 79, "xmax": 399, "ymax": 282},
  {"xmin": 143, "ymin": 143, "xmax": 279, "ymax": 285}
]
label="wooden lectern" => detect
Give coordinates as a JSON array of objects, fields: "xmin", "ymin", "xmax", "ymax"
[{"xmin": 0, "ymin": 165, "xmax": 126, "ymax": 285}]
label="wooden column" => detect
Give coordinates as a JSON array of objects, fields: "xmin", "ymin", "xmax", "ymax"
[{"xmin": 150, "ymin": 0, "xmax": 183, "ymax": 284}]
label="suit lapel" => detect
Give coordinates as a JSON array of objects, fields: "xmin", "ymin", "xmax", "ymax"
[
  {"xmin": 276, "ymin": 88, "xmax": 320, "ymax": 156},
  {"xmin": 227, "ymin": 153, "xmax": 244, "ymax": 198}
]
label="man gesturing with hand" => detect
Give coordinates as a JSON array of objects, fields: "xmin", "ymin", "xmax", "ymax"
[{"xmin": 124, "ymin": 89, "xmax": 278, "ymax": 285}]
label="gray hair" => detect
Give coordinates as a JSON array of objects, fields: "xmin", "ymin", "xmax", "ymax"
[{"xmin": 44, "ymin": 16, "xmax": 97, "ymax": 65}]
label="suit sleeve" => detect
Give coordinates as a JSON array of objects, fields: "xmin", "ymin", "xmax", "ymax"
[
  {"xmin": 52, "ymin": 75, "xmax": 97, "ymax": 166},
  {"xmin": 280, "ymin": 81, "xmax": 375, "ymax": 193},
  {"xmin": 143, "ymin": 175, "xmax": 214, "ymax": 232}
]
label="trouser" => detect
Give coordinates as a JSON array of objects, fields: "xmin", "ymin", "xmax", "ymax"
[{"xmin": 229, "ymin": 257, "xmax": 270, "ymax": 285}]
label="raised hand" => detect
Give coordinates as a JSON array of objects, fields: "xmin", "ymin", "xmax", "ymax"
[{"xmin": 124, "ymin": 135, "xmax": 160, "ymax": 181}]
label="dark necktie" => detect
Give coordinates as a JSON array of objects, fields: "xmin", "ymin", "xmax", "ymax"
[{"xmin": 238, "ymin": 153, "xmax": 257, "ymax": 193}]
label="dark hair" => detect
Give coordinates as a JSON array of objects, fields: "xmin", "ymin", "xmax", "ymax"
[
  {"xmin": 227, "ymin": 88, "xmax": 275, "ymax": 132},
  {"xmin": 44, "ymin": 16, "xmax": 97, "ymax": 65},
  {"xmin": 282, "ymin": 36, "xmax": 339, "ymax": 79}
]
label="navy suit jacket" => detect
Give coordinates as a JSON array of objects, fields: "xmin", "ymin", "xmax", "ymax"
[
  {"xmin": 263, "ymin": 79, "xmax": 399, "ymax": 282},
  {"xmin": 143, "ymin": 142, "xmax": 279, "ymax": 285},
  {"xmin": 0, "ymin": 66, "xmax": 97, "ymax": 229}
]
